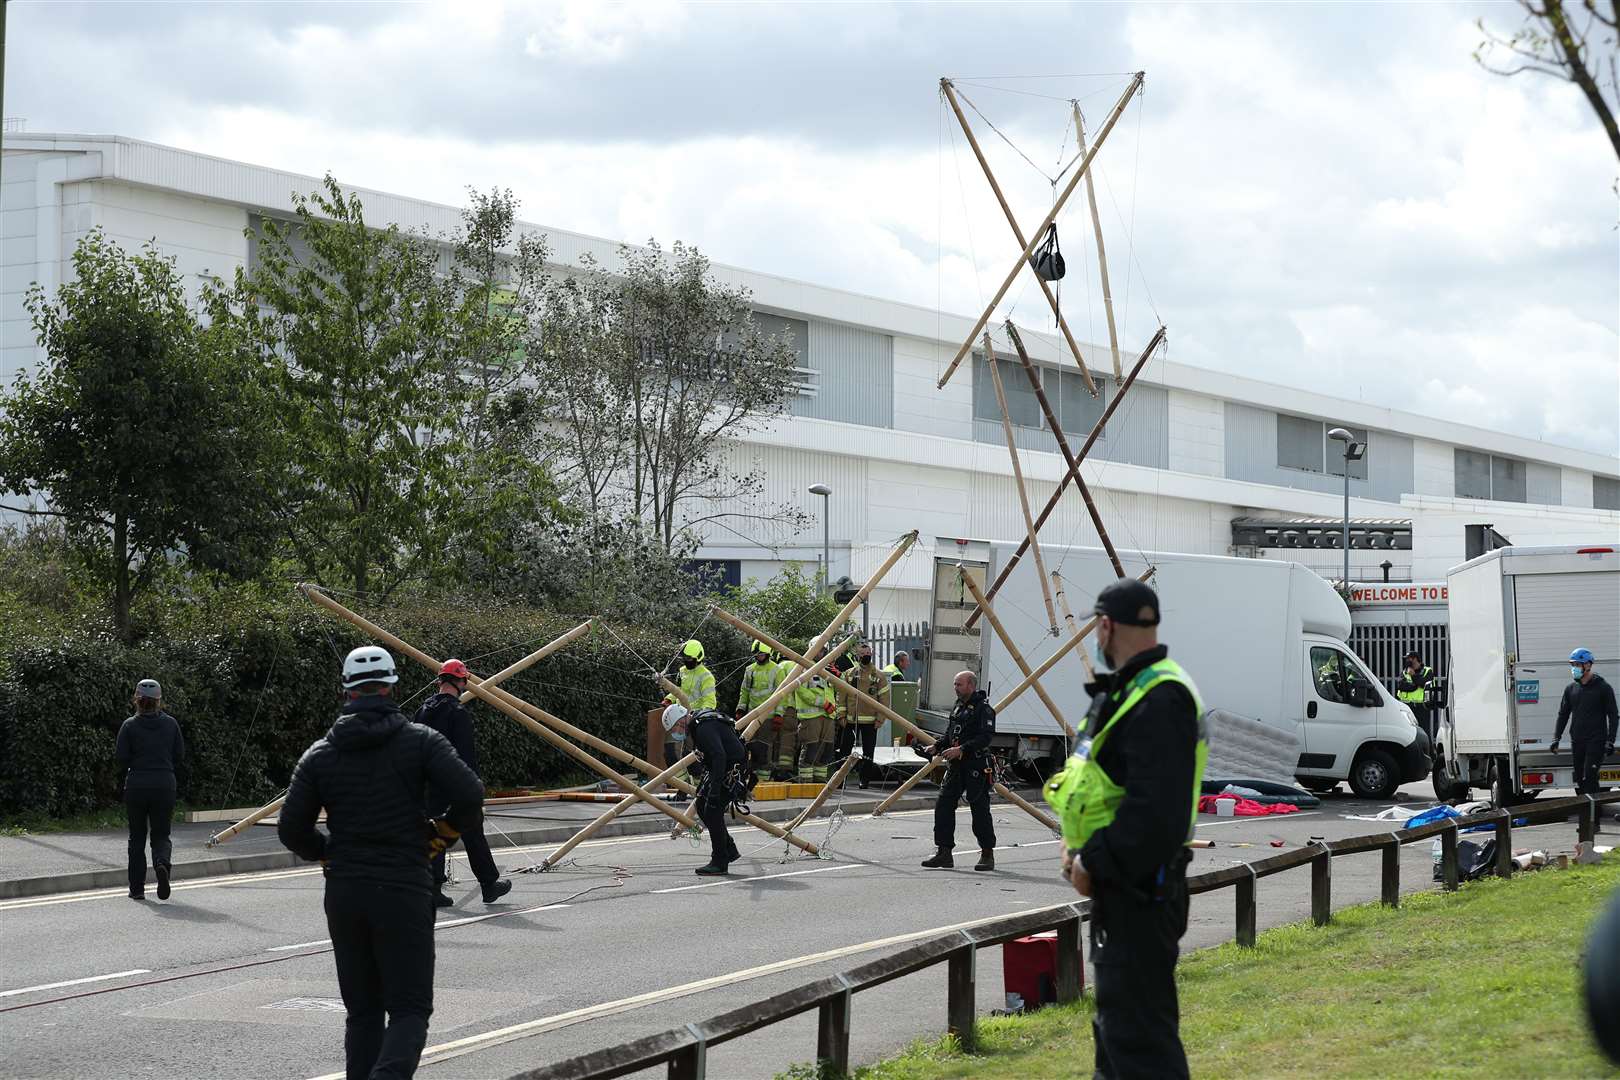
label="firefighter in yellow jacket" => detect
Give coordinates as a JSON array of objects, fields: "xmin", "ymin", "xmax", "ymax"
[
  {"xmin": 837, "ymin": 645, "xmax": 890, "ymax": 789},
  {"xmin": 736, "ymin": 641, "xmax": 781, "ymax": 779},
  {"xmin": 796, "ymin": 673, "xmax": 838, "ymax": 782}
]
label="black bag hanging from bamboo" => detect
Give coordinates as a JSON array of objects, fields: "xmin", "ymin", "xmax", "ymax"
[{"xmin": 1030, "ymin": 224, "xmax": 1065, "ymax": 282}]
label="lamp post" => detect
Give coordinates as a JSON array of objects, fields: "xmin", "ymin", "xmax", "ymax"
[
  {"xmin": 1327, "ymin": 428, "xmax": 1366, "ymax": 593},
  {"xmin": 808, "ymin": 483, "xmax": 832, "ymax": 592}
]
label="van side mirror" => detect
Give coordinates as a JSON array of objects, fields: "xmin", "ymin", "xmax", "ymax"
[{"xmin": 1347, "ymin": 683, "xmax": 1372, "ymax": 708}]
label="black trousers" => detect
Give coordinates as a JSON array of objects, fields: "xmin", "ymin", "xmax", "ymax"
[
  {"xmin": 1573, "ymin": 731, "xmax": 1607, "ymax": 796},
  {"xmin": 325, "ymin": 878, "xmax": 436, "ymax": 1080},
  {"xmin": 430, "ymin": 826, "xmax": 499, "ymax": 888},
  {"xmin": 837, "ymin": 723, "xmax": 879, "ymax": 781},
  {"xmin": 125, "ymin": 786, "xmax": 175, "ymax": 892},
  {"xmin": 1411, "ymin": 705, "xmax": 1435, "ymax": 744},
  {"xmin": 697, "ymin": 794, "xmax": 733, "ymax": 865},
  {"xmin": 1090, "ymin": 871, "xmax": 1190, "ymax": 1080},
  {"xmin": 932, "ymin": 762, "xmax": 996, "ymax": 851}
]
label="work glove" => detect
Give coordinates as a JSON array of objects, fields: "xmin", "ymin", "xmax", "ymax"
[
  {"xmin": 1551, "ymin": 741, "xmax": 1561, "ymax": 754},
  {"xmin": 734, "ymin": 708, "xmax": 746, "ymax": 721},
  {"xmin": 426, "ymin": 819, "xmax": 461, "ymax": 857}
]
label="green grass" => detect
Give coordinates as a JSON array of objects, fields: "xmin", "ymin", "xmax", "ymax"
[
  {"xmin": 781, "ymin": 861, "xmax": 1620, "ymax": 1080},
  {"xmin": 0, "ymin": 802, "xmax": 195, "ymax": 836}
]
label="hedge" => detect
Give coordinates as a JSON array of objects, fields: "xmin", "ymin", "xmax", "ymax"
[{"xmin": 0, "ymin": 591, "xmax": 772, "ymax": 818}]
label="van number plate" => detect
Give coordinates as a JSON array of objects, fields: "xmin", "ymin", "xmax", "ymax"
[{"xmin": 1602, "ymin": 767, "xmax": 1620, "ymax": 784}]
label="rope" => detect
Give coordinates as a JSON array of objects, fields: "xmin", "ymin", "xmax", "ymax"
[
  {"xmin": 956, "ymin": 88, "xmax": 1056, "ymax": 184},
  {"xmin": 216, "ymin": 633, "xmax": 283, "ymax": 814}
]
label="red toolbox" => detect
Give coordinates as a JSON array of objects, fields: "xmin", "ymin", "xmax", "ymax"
[{"xmin": 1002, "ymin": 932, "xmax": 1080, "ymax": 1011}]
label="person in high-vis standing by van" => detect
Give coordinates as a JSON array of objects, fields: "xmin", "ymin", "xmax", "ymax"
[
  {"xmin": 1044, "ymin": 578, "xmax": 1205, "ymax": 1080},
  {"xmin": 1396, "ymin": 651, "xmax": 1438, "ymax": 741}
]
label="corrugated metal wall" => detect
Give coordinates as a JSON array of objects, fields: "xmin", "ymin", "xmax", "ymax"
[
  {"xmin": 794, "ymin": 318, "xmax": 893, "ymax": 428},
  {"xmin": 686, "ymin": 444, "xmax": 870, "ymax": 551},
  {"xmin": 969, "ymin": 360, "xmax": 1169, "ymax": 469},
  {"xmin": 1526, "ymin": 462, "xmax": 1563, "ymax": 506},
  {"xmin": 965, "ymin": 472, "xmax": 1226, "ymax": 561},
  {"xmin": 1224, "ymin": 402, "xmax": 1414, "ymax": 503}
]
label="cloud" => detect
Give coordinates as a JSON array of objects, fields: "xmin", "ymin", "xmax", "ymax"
[{"xmin": 7, "ymin": 0, "xmax": 1617, "ymax": 457}]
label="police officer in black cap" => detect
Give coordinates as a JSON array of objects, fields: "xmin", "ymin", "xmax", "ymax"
[{"xmin": 1044, "ymin": 577, "xmax": 1206, "ymax": 1080}]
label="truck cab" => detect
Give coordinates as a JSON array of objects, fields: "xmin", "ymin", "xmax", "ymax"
[{"xmin": 1297, "ymin": 637, "xmax": 1431, "ymax": 798}]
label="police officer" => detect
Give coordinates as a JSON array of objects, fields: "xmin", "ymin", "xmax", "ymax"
[
  {"xmin": 1043, "ymin": 578, "xmax": 1205, "ymax": 1080},
  {"xmin": 414, "ymin": 659, "xmax": 511, "ymax": 908},
  {"xmin": 920, "ymin": 670, "xmax": 997, "ymax": 871},
  {"xmin": 115, "ymin": 679, "xmax": 186, "ymax": 900},
  {"xmin": 279, "ymin": 646, "xmax": 484, "ymax": 1080},
  {"xmin": 663, "ymin": 703, "xmax": 745, "ymax": 875},
  {"xmin": 1396, "ymin": 651, "xmax": 1437, "ymax": 741},
  {"xmin": 1552, "ymin": 647, "xmax": 1618, "ymax": 796}
]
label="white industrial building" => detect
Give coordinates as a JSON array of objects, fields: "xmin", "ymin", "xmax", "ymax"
[{"xmin": 5, "ymin": 132, "xmax": 1619, "ymax": 631}]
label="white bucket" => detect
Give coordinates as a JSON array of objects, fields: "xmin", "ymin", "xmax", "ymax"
[{"xmin": 1215, "ymin": 797, "xmax": 1237, "ymax": 817}]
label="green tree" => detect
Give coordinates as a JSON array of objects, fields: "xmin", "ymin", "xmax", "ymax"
[
  {"xmin": 0, "ymin": 231, "xmax": 279, "ymax": 637},
  {"xmin": 1478, "ymin": 1, "xmax": 1620, "ymax": 164},
  {"xmin": 722, "ymin": 564, "xmax": 844, "ymax": 650},
  {"xmin": 228, "ymin": 175, "xmax": 469, "ymax": 601}
]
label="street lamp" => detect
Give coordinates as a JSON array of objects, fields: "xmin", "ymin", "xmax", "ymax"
[
  {"xmin": 1327, "ymin": 428, "xmax": 1366, "ymax": 591},
  {"xmin": 808, "ymin": 483, "xmax": 832, "ymax": 592}
]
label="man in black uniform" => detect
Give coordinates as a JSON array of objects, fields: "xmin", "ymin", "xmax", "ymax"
[
  {"xmin": 414, "ymin": 658, "xmax": 511, "ymax": 908},
  {"xmin": 279, "ymin": 646, "xmax": 484, "ymax": 1080},
  {"xmin": 1552, "ymin": 647, "xmax": 1618, "ymax": 796},
  {"xmin": 662, "ymin": 703, "xmax": 745, "ymax": 875},
  {"xmin": 920, "ymin": 670, "xmax": 997, "ymax": 872},
  {"xmin": 1060, "ymin": 578, "xmax": 1202, "ymax": 1080}
]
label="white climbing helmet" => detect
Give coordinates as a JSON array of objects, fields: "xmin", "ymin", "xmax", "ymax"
[
  {"xmin": 661, "ymin": 703, "xmax": 689, "ymax": 732},
  {"xmin": 342, "ymin": 646, "xmax": 399, "ymax": 689}
]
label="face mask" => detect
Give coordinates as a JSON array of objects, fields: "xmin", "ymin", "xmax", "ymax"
[
  {"xmin": 671, "ymin": 728, "xmax": 686, "ymax": 743},
  {"xmin": 1573, "ymin": 666, "xmax": 1585, "ymax": 681},
  {"xmin": 684, "ymin": 658, "xmax": 698, "ymax": 669},
  {"xmin": 860, "ymin": 656, "xmax": 872, "ymax": 666},
  {"xmin": 1093, "ymin": 640, "xmax": 1113, "ymax": 674}
]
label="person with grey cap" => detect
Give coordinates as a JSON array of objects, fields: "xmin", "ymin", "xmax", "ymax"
[{"xmin": 115, "ymin": 679, "xmax": 187, "ymax": 900}]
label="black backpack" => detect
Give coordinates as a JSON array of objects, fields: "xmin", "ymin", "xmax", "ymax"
[{"xmin": 1030, "ymin": 224, "xmax": 1065, "ymax": 282}]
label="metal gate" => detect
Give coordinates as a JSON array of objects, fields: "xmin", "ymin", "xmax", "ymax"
[
  {"xmin": 869, "ymin": 620, "xmax": 931, "ymax": 705},
  {"xmin": 1348, "ymin": 621, "xmax": 1449, "ymax": 694}
]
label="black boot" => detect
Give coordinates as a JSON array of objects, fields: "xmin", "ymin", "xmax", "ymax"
[
  {"xmin": 481, "ymin": 879, "xmax": 512, "ymax": 904},
  {"xmin": 695, "ymin": 861, "xmax": 730, "ymax": 876},
  {"xmin": 435, "ymin": 891, "xmax": 454, "ymax": 908},
  {"xmin": 974, "ymin": 849, "xmax": 995, "ymax": 872},
  {"xmin": 725, "ymin": 839, "xmax": 741, "ymax": 863},
  {"xmin": 128, "ymin": 886, "xmax": 144, "ymax": 900},
  {"xmin": 921, "ymin": 849, "xmax": 954, "ymax": 870},
  {"xmin": 155, "ymin": 863, "xmax": 172, "ymax": 900}
]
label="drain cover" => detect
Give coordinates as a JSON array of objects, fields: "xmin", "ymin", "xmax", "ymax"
[{"xmin": 262, "ymin": 997, "xmax": 346, "ymax": 1012}]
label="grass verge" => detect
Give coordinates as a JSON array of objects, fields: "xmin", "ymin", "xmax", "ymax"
[
  {"xmin": 782, "ymin": 860, "xmax": 1620, "ymax": 1079},
  {"xmin": 0, "ymin": 802, "xmax": 195, "ymax": 836}
]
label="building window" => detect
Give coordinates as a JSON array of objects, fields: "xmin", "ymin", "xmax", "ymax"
[
  {"xmin": 1454, "ymin": 448, "xmax": 1527, "ymax": 503},
  {"xmin": 1596, "ymin": 475, "xmax": 1620, "ymax": 511},
  {"xmin": 972, "ymin": 355, "xmax": 1044, "ymax": 429},
  {"xmin": 1058, "ymin": 368, "xmax": 1106, "ymax": 437},
  {"xmin": 1276, "ymin": 414, "xmax": 1368, "ymax": 479}
]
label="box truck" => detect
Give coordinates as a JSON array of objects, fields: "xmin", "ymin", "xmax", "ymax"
[
  {"xmin": 1439, "ymin": 544, "xmax": 1619, "ymax": 807},
  {"xmin": 924, "ymin": 540, "xmax": 1431, "ymax": 799}
]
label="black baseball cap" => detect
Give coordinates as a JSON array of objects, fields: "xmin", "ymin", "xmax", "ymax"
[{"xmin": 1093, "ymin": 579, "xmax": 1160, "ymax": 626}]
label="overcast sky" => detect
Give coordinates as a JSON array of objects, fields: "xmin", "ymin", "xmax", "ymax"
[{"xmin": 10, "ymin": 1, "xmax": 1619, "ymax": 456}]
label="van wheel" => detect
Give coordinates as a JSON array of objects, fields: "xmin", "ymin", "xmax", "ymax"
[
  {"xmin": 1349, "ymin": 749, "xmax": 1399, "ymax": 800},
  {"xmin": 1432, "ymin": 765, "xmax": 1468, "ymax": 804}
]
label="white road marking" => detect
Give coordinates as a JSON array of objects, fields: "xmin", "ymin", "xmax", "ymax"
[
  {"xmin": 653, "ymin": 864, "xmax": 856, "ymax": 893},
  {"xmin": 306, "ymin": 898, "xmax": 1082, "ymax": 1079},
  {"xmin": 1195, "ymin": 811, "xmax": 1320, "ymax": 828},
  {"xmin": 0, "ymin": 969, "xmax": 151, "ymax": 998},
  {"xmin": 266, "ymin": 903, "xmax": 574, "ymax": 952}
]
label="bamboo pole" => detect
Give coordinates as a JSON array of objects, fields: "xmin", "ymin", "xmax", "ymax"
[
  {"xmin": 299, "ymin": 585, "xmax": 699, "ymax": 830},
  {"xmin": 959, "ymin": 565, "xmax": 1073, "ymax": 738},
  {"xmin": 548, "ymin": 637, "xmax": 860, "ymax": 864},
  {"xmin": 805, "ymin": 530, "xmax": 919, "ymax": 662},
  {"xmin": 458, "ymin": 620, "xmax": 594, "ymax": 705},
  {"xmin": 936, "ymin": 73, "xmax": 1144, "ymax": 389},
  {"xmin": 940, "ymin": 79, "xmax": 1097, "ymax": 397},
  {"xmin": 778, "ymin": 750, "xmax": 862, "ymax": 843},
  {"xmin": 871, "ymin": 758, "xmax": 941, "ymax": 816},
  {"xmin": 1052, "ymin": 570, "xmax": 1097, "ymax": 681},
  {"xmin": 206, "ymin": 795, "xmax": 284, "ymax": 847},
  {"xmin": 710, "ymin": 606, "xmax": 1053, "ymax": 831},
  {"xmin": 967, "ymin": 326, "xmax": 1165, "ymax": 629},
  {"xmin": 1004, "ymin": 321, "xmax": 1123, "ymax": 578},
  {"xmin": 993, "ymin": 568, "xmax": 1155, "ymax": 713},
  {"xmin": 1073, "ymin": 102, "xmax": 1122, "ymax": 384},
  {"xmin": 985, "ymin": 332, "xmax": 1058, "ymax": 634}
]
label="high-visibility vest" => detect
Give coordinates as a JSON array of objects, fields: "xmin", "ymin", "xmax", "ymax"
[
  {"xmin": 738, "ymin": 660, "xmax": 781, "ymax": 713},
  {"xmin": 1397, "ymin": 667, "xmax": 1433, "ymax": 706},
  {"xmin": 882, "ymin": 662, "xmax": 906, "ymax": 682},
  {"xmin": 666, "ymin": 664, "xmax": 717, "ymax": 711},
  {"xmin": 792, "ymin": 680, "xmax": 822, "ymax": 714},
  {"xmin": 1043, "ymin": 658, "xmax": 1207, "ymax": 852}
]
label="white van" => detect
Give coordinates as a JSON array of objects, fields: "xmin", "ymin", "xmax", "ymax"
[{"xmin": 926, "ymin": 541, "xmax": 1431, "ymax": 798}]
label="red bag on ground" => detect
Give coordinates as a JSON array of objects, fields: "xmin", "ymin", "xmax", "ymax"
[{"xmin": 1198, "ymin": 794, "xmax": 1300, "ymax": 816}]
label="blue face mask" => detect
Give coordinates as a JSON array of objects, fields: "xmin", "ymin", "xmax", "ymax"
[
  {"xmin": 671, "ymin": 727, "xmax": 686, "ymax": 743},
  {"xmin": 1093, "ymin": 640, "xmax": 1112, "ymax": 674},
  {"xmin": 1573, "ymin": 666, "xmax": 1585, "ymax": 681}
]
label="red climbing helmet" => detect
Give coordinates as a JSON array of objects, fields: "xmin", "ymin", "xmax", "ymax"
[{"xmin": 439, "ymin": 658, "xmax": 471, "ymax": 681}]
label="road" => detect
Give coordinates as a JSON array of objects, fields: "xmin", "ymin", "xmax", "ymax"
[{"xmin": 0, "ymin": 784, "xmax": 1601, "ymax": 1080}]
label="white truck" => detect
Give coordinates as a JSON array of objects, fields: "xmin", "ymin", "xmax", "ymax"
[
  {"xmin": 1439, "ymin": 544, "xmax": 1620, "ymax": 807},
  {"xmin": 924, "ymin": 540, "xmax": 1431, "ymax": 799}
]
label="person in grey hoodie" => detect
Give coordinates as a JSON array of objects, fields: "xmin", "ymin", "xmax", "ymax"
[{"xmin": 115, "ymin": 679, "xmax": 186, "ymax": 900}]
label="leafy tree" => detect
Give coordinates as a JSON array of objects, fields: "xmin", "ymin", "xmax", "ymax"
[
  {"xmin": 0, "ymin": 231, "xmax": 279, "ymax": 637},
  {"xmin": 1478, "ymin": 1, "xmax": 1620, "ymax": 164},
  {"xmin": 227, "ymin": 175, "xmax": 469, "ymax": 601},
  {"xmin": 722, "ymin": 563, "xmax": 844, "ymax": 652}
]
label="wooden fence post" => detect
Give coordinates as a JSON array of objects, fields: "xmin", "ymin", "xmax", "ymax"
[
  {"xmin": 1236, "ymin": 870, "xmax": 1258, "ymax": 946},
  {"xmin": 1056, "ymin": 915, "xmax": 1083, "ymax": 1002},
  {"xmin": 1310, "ymin": 845, "xmax": 1332, "ymax": 926},
  {"xmin": 1441, "ymin": 825, "xmax": 1459, "ymax": 891},
  {"xmin": 1493, "ymin": 811, "xmax": 1513, "ymax": 879},
  {"xmin": 668, "ymin": 1028, "xmax": 705, "ymax": 1080},
  {"xmin": 947, "ymin": 938, "xmax": 977, "ymax": 1052},
  {"xmin": 817, "ymin": 979, "xmax": 852, "ymax": 1076},
  {"xmin": 1381, "ymin": 838, "xmax": 1400, "ymax": 907}
]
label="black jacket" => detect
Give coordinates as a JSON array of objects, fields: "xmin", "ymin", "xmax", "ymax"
[
  {"xmin": 1556, "ymin": 674, "xmax": 1619, "ymax": 744},
  {"xmin": 115, "ymin": 711, "xmax": 187, "ymax": 793},
  {"xmin": 415, "ymin": 693, "xmax": 480, "ymax": 812},
  {"xmin": 1078, "ymin": 645, "xmax": 1200, "ymax": 894},
  {"xmin": 278, "ymin": 695, "xmax": 484, "ymax": 892},
  {"xmin": 939, "ymin": 690, "xmax": 995, "ymax": 765},
  {"xmin": 691, "ymin": 710, "xmax": 746, "ymax": 793}
]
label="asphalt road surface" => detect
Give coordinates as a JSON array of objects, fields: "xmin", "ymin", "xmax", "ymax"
[{"xmin": 0, "ymin": 783, "xmax": 1602, "ymax": 1080}]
